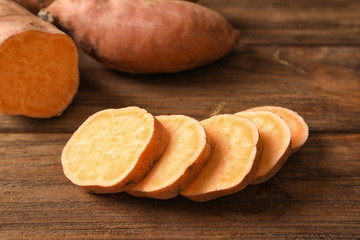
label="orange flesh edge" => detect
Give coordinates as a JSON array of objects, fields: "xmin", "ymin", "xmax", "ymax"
[
  {"xmin": 235, "ymin": 111, "xmax": 291, "ymax": 179},
  {"xmin": 247, "ymin": 106, "xmax": 308, "ymax": 151},
  {"xmin": 182, "ymin": 114, "xmax": 259, "ymax": 196},
  {"xmin": 61, "ymin": 107, "xmax": 154, "ymax": 187},
  {"xmin": 0, "ymin": 30, "xmax": 78, "ymax": 118},
  {"xmin": 130, "ymin": 115, "xmax": 207, "ymax": 192}
]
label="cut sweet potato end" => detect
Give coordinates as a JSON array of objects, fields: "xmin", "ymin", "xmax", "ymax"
[
  {"xmin": 246, "ymin": 106, "xmax": 309, "ymax": 154},
  {"xmin": 235, "ymin": 111, "xmax": 291, "ymax": 184},
  {"xmin": 61, "ymin": 107, "xmax": 157, "ymax": 190},
  {"xmin": 128, "ymin": 115, "xmax": 210, "ymax": 199},
  {"xmin": 181, "ymin": 114, "xmax": 261, "ymax": 202},
  {"xmin": 0, "ymin": 30, "xmax": 78, "ymax": 118}
]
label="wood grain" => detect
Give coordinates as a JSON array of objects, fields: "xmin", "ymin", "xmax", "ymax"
[
  {"xmin": 1, "ymin": 0, "xmax": 360, "ymax": 238},
  {"xmin": 200, "ymin": 0, "xmax": 360, "ymax": 45},
  {"xmin": 1, "ymin": 133, "xmax": 359, "ymax": 239}
]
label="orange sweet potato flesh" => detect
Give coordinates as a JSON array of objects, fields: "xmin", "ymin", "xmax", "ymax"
[
  {"xmin": 127, "ymin": 115, "xmax": 211, "ymax": 199},
  {"xmin": 61, "ymin": 107, "xmax": 169, "ymax": 193},
  {"xmin": 39, "ymin": 0, "xmax": 240, "ymax": 73},
  {"xmin": 235, "ymin": 111, "xmax": 292, "ymax": 184},
  {"xmin": 246, "ymin": 106, "xmax": 309, "ymax": 154},
  {"xmin": 11, "ymin": 0, "xmax": 54, "ymax": 13},
  {"xmin": 0, "ymin": 0, "xmax": 78, "ymax": 118},
  {"xmin": 181, "ymin": 114, "xmax": 262, "ymax": 202}
]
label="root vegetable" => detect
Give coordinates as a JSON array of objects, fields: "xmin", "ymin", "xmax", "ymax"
[
  {"xmin": 181, "ymin": 114, "xmax": 262, "ymax": 202},
  {"xmin": 246, "ymin": 106, "xmax": 309, "ymax": 154},
  {"xmin": 127, "ymin": 115, "xmax": 211, "ymax": 199},
  {"xmin": 61, "ymin": 107, "xmax": 169, "ymax": 193},
  {"xmin": 39, "ymin": 0, "xmax": 240, "ymax": 73},
  {"xmin": 11, "ymin": 0, "xmax": 53, "ymax": 13},
  {"xmin": 235, "ymin": 111, "xmax": 291, "ymax": 184},
  {"xmin": 0, "ymin": 0, "xmax": 78, "ymax": 118}
]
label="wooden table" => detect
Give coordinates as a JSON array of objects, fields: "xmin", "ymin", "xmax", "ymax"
[{"xmin": 1, "ymin": 0, "xmax": 360, "ymax": 238}]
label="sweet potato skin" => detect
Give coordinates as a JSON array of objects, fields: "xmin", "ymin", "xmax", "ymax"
[
  {"xmin": 0, "ymin": 0, "xmax": 79, "ymax": 118},
  {"xmin": 40, "ymin": 0, "xmax": 240, "ymax": 73},
  {"xmin": 11, "ymin": 0, "xmax": 54, "ymax": 13},
  {"xmin": 0, "ymin": 0, "xmax": 60, "ymax": 38}
]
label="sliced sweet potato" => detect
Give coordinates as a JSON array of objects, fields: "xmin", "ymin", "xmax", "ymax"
[
  {"xmin": 246, "ymin": 106, "xmax": 309, "ymax": 154},
  {"xmin": 235, "ymin": 111, "xmax": 291, "ymax": 184},
  {"xmin": 0, "ymin": 0, "xmax": 79, "ymax": 118},
  {"xmin": 181, "ymin": 114, "xmax": 262, "ymax": 202},
  {"xmin": 61, "ymin": 107, "xmax": 169, "ymax": 193},
  {"xmin": 39, "ymin": 0, "xmax": 239, "ymax": 73},
  {"xmin": 127, "ymin": 115, "xmax": 211, "ymax": 199}
]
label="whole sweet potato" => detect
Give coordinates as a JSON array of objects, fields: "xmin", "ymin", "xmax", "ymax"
[
  {"xmin": 11, "ymin": 0, "xmax": 54, "ymax": 13},
  {"xmin": 39, "ymin": 0, "xmax": 240, "ymax": 73}
]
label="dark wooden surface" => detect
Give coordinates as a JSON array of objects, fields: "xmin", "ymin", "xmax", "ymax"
[{"xmin": 1, "ymin": 0, "xmax": 360, "ymax": 239}]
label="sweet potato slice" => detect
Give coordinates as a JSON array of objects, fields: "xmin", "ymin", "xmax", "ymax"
[
  {"xmin": 181, "ymin": 114, "xmax": 262, "ymax": 202},
  {"xmin": 61, "ymin": 107, "xmax": 169, "ymax": 193},
  {"xmin": 0, "ymin": 0, "xmax": 78, "ymax": 118},
  {"xmin": 127, "ymin": 115, "xmax": 211, "ymax": 199},
  {"xmin": 39, "ymin": 0, "xmax": 239, "ymax": 73},
  {"xmin": 235, "ymin": 111, "xmax": 291, "ymax": 184},
  {"xmin": 246, "ymin": 106, "xmax": 309, "ymax": 154}
]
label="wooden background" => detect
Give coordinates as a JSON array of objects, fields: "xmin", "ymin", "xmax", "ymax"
[{"xmin": 1, "ymin": 0, "xmax": 360, "ymax": 238}]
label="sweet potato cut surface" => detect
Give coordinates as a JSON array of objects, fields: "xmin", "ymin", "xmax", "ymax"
[
  {"xmin": 39, "ymin": 0, "xmax": 239, "ymax": 73},
  {"xmin": 246, "ymin": 106, "xmax": 309, "ymax": 154},
  {"xmin": 127, "ymin": 115, "xmax": 211, "ymax": 199},
  {"xmin": 181, "ymin": 114, "xmax": 262, "ymax": 202},
  {"xmin": 61, "ymin": 107, "xmax": 169, "ymax": 193},
  {"xmin": 0, "ymin": 0, "xmax": 78, "ymax": 118},
  {"xmin": 235, "ymin": 111, "xmax": 291, "ymax": 184}
]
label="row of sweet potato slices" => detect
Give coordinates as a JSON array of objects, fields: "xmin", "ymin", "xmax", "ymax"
[{"xmin": 61, "ymin": 106, "xmax": 308, "ymax": 202}]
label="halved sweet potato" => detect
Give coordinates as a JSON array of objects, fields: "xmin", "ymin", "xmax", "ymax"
[
  {"xmin": 61, "ymin": 107, "xmax": 169, "ymax": 193},
  {"xmin": 127, "ymin": 115, "xmax": 211, "ymax": 199},
  {"xmin": 0, "ymin": 0, "xmax": 79, "ymax": 118},
  {"xmin": 181, "ymin": 114, "xmax": 262, "ymax": 202},
  {"xmin": 235, "ymin": 111, "xmax": 291, "ymax": 184},
  {"xmin": 246, "ymin": 106, "xmax": 309, "ymax": 154}
]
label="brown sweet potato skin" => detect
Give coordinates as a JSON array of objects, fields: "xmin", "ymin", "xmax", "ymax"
[
  {"xmin": 11, "ymin": 0, "xmax": 54, "ymax": 13},
  {"xmin": 40, "ymin": 0, "xmax": 240, "ymax": 73},
  {"xmin": 0, "ymin": 0, "xmax": 61, "ymax": 40}
]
